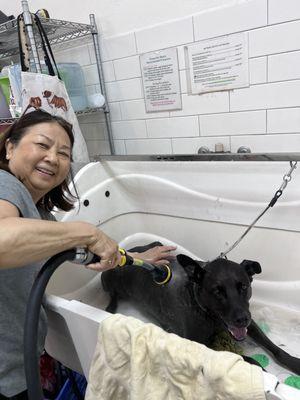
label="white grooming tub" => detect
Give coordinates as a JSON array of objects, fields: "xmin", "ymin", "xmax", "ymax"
[{"xmin": 45, "ymin": 156, "xmax": 300, "ymax": 400}]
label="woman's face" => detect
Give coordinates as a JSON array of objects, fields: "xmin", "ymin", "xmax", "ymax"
[{"xmin": 6, "ymin": 122, "xmax": 72, "ymax": 203}]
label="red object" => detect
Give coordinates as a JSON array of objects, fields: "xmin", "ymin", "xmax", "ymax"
[{"xmin": 40, "ymin": 352, "xmax": 57, "ymax": 394}]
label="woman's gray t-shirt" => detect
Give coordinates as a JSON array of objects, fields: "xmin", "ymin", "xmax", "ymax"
[{"xmin": 0, "ymin": 169, "xmax": 55, "ymax": 397}]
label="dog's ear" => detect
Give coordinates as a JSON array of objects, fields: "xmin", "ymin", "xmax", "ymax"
[
  {"xmin": 177, "ymin": 254, "xmax": 205, "ymax": 282},
  {"xmin": 240, "ymin": 259, "xmax": 262, "ymax": 279}
]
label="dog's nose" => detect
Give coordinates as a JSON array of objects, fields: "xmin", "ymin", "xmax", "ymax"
[{"xmin": 233, "ymin": 314, "xmax": 250, "ymax": 327}]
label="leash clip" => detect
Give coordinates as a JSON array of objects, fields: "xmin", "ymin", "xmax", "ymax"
[{"xmin": 269, "ymin": 190, "xmax": 282, "ymax": 207}]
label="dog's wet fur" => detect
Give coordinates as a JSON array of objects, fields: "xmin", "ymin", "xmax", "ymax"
[{"xmin": 101, "ymin": 242, "xmax": 300, "ymax": 374}]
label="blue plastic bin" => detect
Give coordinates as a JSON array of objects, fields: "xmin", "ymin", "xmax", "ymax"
[{"xmin": 55, "ymin": 371, "xmax": 87, "ymax": 400}]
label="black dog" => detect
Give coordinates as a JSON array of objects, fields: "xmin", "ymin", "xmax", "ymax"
[{"xmin": 101, "ymin": 242, "xmax": 300, "ymax": 375}]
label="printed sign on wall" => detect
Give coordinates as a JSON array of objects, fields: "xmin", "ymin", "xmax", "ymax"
[
  {"xmin": 186, "ymin": 32, "xmax": 249, "ymax": 94},
  {"xmin": 140, "ymin": 48, "xmax": 182, "ymax": 112}
]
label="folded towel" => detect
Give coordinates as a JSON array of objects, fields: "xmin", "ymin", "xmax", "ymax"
[{"xmin": 85, "ymin": 314, "xmax": 265, "ymax": 400}]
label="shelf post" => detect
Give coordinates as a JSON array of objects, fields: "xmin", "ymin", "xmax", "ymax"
[
  {"xmin": 21, "ymin": 0, "xmax": 41, "ymax": 73},
  {"xmin": 89, "ymin": 14, "xmax": 115, "ymax": 155}
]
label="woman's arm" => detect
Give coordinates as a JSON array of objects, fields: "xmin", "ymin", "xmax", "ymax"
[
  {"xmin": 0, "ymin": 201, "xmax": 120, "ymax": 270},
  {"xmin": 0, "ymin": 218, "xmax": 99, "ymax": 268}
]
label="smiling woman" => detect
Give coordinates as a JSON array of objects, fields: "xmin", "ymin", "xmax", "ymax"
[
  {"xmin": 0, "ymin": 110, "xmax": 75, "ymax": 212},
  {"xmin": 0, "ymin": 110, "xmax": 123, "ymax": 399}
]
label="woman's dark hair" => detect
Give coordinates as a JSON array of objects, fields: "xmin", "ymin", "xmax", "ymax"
[{"xmin": 0, "ymin": 109, "xmax": 79, "ymax": 212}]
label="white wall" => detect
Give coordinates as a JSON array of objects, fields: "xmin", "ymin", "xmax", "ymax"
[
  {"xmin": 2, "ymin": 0, "xmax": 231, "ymax": 37},
  {"xmin": 2, "ymin": 0, "xmax": 300, "ymax": 157},
  {"xmin": 94, "ymin": 0, "xmax": 300, "ymax": 156}
]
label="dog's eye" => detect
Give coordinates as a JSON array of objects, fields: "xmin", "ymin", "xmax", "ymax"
[
  {"xmin": 212, "ymin": 286, "xmax": 224, "ymax": 296},
  {"xmin": 240, "ymin": 284, "xmax": 248, "ymax": 291}
]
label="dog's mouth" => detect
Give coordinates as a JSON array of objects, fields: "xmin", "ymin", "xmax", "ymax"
[{"xmin": 228, "ymin": 326, "xmax": 248, "ymax": 341}]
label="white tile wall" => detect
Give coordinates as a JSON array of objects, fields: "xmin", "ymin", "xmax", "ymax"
[
  {"xmin": 249, "ymin": 20, "xmax": 300, "ymax": 57},
  {"xmin": 268, "ymin": 51, "xmax": 300, "ymax": 82},
  {"xmin": 125, "ymin": 139, "xmax": 172, "ymax": 154},
  {"xmin": 102, "ymin": 61, "xmax": 116, "ymax": 82},
  {"xmin": 200, "ymin": 111, "xmax": 266, "ymax": 136},
  {"xmin": 113, "ymin": 140, "xmax": 126, "ymax": 155},
  {"xmin": 108, "ymin": 102, "xmax": 122, "ymax": 121},
  {"xmin": 100, "ymin": 33, "xmax": 137, "ymax": 61},
  {"xmin": 64, "ymin": 1, "xmax": 300, "ymax": 156},
  {"xmin": 171, "ymin": 92, "xmax": 229, "ymax": 117},
  {"xmin": 269, "ymin": 0, "xmax": 300, "ymax": 24},
  {"xmin": 113, "ymin": 56, "xmax": 141, "ymax": 80},
  {"xmin": 111, "ymin": 120, "xmax": 147, "ymax": 140},
  {"xmin": 231, "ymin": 134, "xmax": 300, "ymax": 153},
  {"xmin": 230, "ymin": 81, "xmax": 300, "ymax": 111},
  {"xmin": 79, "ymin": 122, "xmax": 107, "ymax": 140},
  {"xmin": 267, "ymin": 108, "xmax": 300, "ymax": 133},
  {"xmin": 249, "ymin": 57, "xmax": 267, "ymax": 84},
  {"xmin": 193, "ymin": 0, "xmax": 267, "ymax": 41},
  {"xmin": 106, "ymin": 78, "xmax": 143, "ymax": 102},
  {"xmin": 120, "ymin": 99, "xmax": 169, "ymax": 120},
  {"xmin": 135, "ymin": 17, "xmax": 194, "ymax": 54},
  {"xmin": 86, "ymin": 140, "xmax": 111, "ymax": 157},
  {"xmin": 146, "ymin": 117, "xmax": 199, "ymax": 138}
]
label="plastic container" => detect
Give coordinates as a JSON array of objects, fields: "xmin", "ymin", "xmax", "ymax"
[
  {"xmin": 0, "ymin": 86, "xmax": 11, "ymax": 118},
  {"xmin": 0, "ymin": 75, "xmax": 10, "ymax": 105},
  {"xmin": 55, "ymin": 371, "xmax": 87, "ymax": 400},
  {"xmin": 57, "ymin": 63, "xmax": 88, "ymax": 111}
]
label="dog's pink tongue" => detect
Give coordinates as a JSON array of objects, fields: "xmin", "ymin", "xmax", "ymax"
[{"xmin": 229, "ymin": 327, "xmax": 247, "ymax": 341}]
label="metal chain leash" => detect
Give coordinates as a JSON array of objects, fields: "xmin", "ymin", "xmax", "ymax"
[{"xmin": 208, "ymin": 161, "xmax": 298, "ymax": 263}]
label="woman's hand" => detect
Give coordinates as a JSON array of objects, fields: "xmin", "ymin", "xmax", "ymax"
[
  {"xmin": 128, "ymin": 245, "xmax": 177, "ymax": 266},
  {"xmin": 86, "ymin": 228, "xmax": 122, "ymax": 271}
]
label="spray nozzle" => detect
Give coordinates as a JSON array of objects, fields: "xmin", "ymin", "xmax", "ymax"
[{"xmin": 79, "ymin": 247, "xmax": 172, "ymax": 285}]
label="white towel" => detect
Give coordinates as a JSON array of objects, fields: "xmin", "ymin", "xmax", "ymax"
[{"xmin": 85, "ymin": 314, "xmax": 265, "ymax": 400}]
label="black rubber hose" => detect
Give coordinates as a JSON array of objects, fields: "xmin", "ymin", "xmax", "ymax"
[
  {"xmin": 24, "ymin": 249, "xmax": 78, "ymax": 400},
  {"xmin": 24, "ymin": 248, "xmax": 172, "ymax": 400}
]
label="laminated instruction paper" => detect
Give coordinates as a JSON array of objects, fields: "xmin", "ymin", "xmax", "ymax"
[
  {"xmin": 186, "ymin": 32, "xmax": 249, "ymax": 94},
  {"xmin": 140, "ymin": 48, "xmax": 182, "ymax": 112}
]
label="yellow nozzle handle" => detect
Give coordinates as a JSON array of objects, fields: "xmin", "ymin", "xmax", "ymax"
[
  {"xmin": 117, "ymin": 248, "xmax": 172, "ymax": 285},
  {"xmin": 118, "ymin": 248, "xmax": 128, "ymax": 267}
]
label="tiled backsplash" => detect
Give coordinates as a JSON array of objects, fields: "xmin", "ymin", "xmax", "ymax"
[{"xmin": 58, "ymin": 0, "xmax": 300, "ymax": 156}]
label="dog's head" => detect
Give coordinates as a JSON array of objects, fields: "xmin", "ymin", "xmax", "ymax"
[
  {"xmin": 177, "ymin": 254, "xmax": 261, "ymax": 341},
  {"xmin": 43, "ymin": 90, "xmax": 52, "ymax": 98}
]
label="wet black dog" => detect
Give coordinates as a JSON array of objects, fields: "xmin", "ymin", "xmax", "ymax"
[{"xmin": 101, "ymin": 242, "xmax": 300, "ymax": 375}]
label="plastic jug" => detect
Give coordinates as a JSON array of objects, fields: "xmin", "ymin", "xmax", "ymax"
[{"xmin": 57, "ymin": 63, "xmax": 88, "ymax": 111}]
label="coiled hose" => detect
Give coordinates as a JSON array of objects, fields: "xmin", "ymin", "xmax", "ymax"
[{"xmin": 24, "ymin": 248, "xmax": 172, "ymax": 400}]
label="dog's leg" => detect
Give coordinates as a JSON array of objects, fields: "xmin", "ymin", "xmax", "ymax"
[
  {"xmin": 248, "ymin": 320, "xmax": 300, "ymax": 375},
  {"xmin": 105, "ymin": 294, "xmax": 119, "ymax": 314},
  {"xmin": 46, "ymin": 99, "xmax": 53, "ymax": 109}
]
